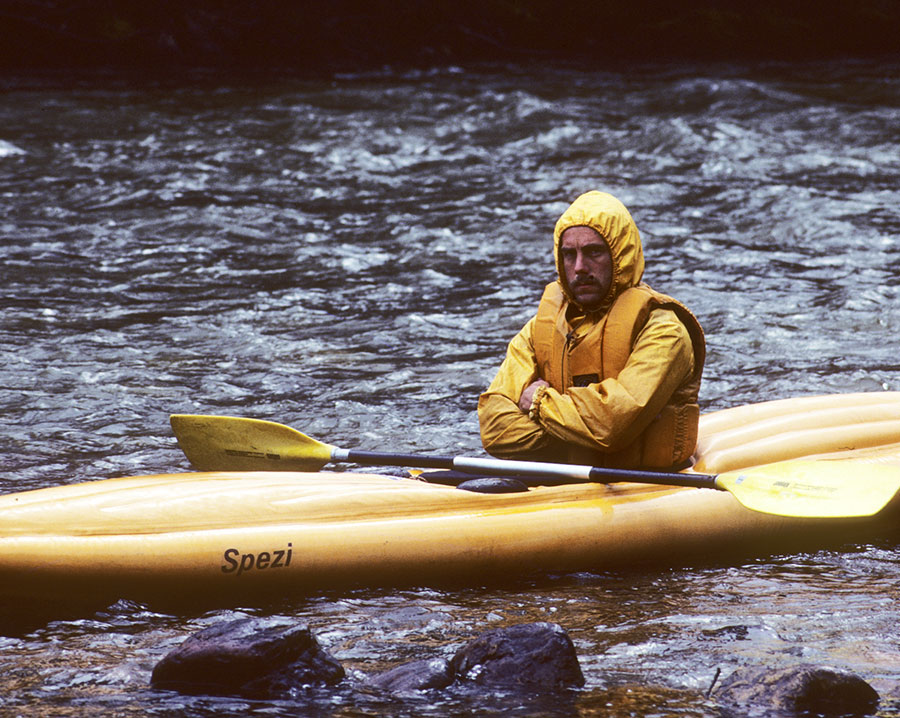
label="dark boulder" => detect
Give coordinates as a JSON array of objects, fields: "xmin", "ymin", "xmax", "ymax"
[
  {"xmin": 151, "ymin": 618, "xmax": 345, "ymax": 698},
  {"xmin": 366, "ymin": 657, "xmax": 456, "ymax": 692},
  {"xmin": 450, "ymin": 622, "xmax": 585, "ymax": 689},
  {"xmin": 715, "ymin": 664, "xmax": 879, "ymax": 716}
]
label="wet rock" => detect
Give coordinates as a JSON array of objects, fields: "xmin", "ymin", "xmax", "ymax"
[
  {"xmin": 457, "ymin": 477, "xmax": 530, "ymax": 493},
  {"xmin": 151, "ymin": 618, "xmax": 345, "ymax": 698},
  {"xmin": 701, "ymin": 624, "xmax": 753, "ymax": 640},
  {"xmin": 450, "ymin": 622, "xmax": 585, "ymax": 689},
  {"xmin": 715, "ymin": 664, "xmax": 880, "ymax": 716},
  {"xmin": 366, "ymin": 657, "xmax": 455, "ymax": 691}
]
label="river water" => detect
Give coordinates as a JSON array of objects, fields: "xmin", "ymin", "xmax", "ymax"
[{"xmin": 1, "ymin": 60, "xmax": 899, "ymax": 716}]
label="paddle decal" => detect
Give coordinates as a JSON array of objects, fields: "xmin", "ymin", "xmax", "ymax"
[
  {"xmin": 772, "ymin": 480, "xmax": 837, "ymax": 495},
  {"xmin": 225, "ymin": 449, "xmax": 283, "ymax": 461},
  {"xmin": 221, "ymin": 543, "xmax": 293, "ymax": 576},
  {"xmin": 734, "ymin": 473, "xmax": 838, "ymax": 495}
]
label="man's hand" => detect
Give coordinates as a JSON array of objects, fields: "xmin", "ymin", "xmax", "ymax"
[{"xmin": 518, "ymin": 379, "xmax": 550, "ymax": 413}]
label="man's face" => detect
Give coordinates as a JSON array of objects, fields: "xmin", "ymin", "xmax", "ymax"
[{"xmin": 560, "ymin": 226, "xmax": 613, "ymax": 311}]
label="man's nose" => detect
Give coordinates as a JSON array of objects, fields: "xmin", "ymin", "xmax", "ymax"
[{"xmin": 573, "ymin": 251, "xmax": 588, "ymax": 273}]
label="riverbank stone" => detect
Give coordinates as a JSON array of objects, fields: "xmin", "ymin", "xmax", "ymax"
[
  {"xmin": 715, "ymin": 664, "xmax": 879, "ymax": 716},
  {"xmin": 151, "ymin": 618, "xmax": 345, "ymax": 698},
  {"xmin": 450, "ymin": 622, "xmax": 585, "ymax": 689}
]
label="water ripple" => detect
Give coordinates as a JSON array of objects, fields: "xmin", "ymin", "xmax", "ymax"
[{"xmin": 2, "ymin": 61, "xmax": 900, "ymax": 717}]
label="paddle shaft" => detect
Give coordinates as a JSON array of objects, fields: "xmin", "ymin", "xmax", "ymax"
[{"xmin": 335, "ymin": 449, "xmax": 719, "ymax": 490}]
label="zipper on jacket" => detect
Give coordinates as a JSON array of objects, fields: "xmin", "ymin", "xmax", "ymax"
[
  {"xmin": 562, "ymin": 330, "xmax": 574, "ymax": 389},
  {"xmin": 561, "ymin": 313, "xmax": 591, "ymax": 389}
]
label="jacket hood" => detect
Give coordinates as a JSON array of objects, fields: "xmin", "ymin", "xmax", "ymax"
[{"xmin": 553, "ymin": 191, "xmax": 645, "ymax": 311}]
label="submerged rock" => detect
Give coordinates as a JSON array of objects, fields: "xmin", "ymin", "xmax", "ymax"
[
  {"xmin": 366, "ymin": 657, "xmax": 456, "ymax": 692},
  {"xmin": 715, "ymin": 664, "xmax": 879, "ymax": 716},
  {"xmin": 151, "ymin": 618, "xmax": 345, "ymax": 698},
  {"xmin": 450, "ymin": 622, "xmax": 585, "ymax": 689}
]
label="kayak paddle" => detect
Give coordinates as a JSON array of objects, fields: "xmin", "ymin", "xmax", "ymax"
[{"xmin": 169, "ymin": 414, "xmax": 900, "ymax": 519}]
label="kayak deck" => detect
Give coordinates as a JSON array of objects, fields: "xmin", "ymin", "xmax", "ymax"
[{"xmin": 693, "ymin": 391, "xmax": 900, "ymax": 473}]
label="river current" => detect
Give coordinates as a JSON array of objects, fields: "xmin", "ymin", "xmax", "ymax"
[{"xmin": 1, "ymin": 60, "xmax": 899, "ymax": 716}]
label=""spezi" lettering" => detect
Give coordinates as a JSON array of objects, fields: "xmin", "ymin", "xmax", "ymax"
[{"xmin": 221, "ymin": 543, "xmax": 293, "ymax": 576}]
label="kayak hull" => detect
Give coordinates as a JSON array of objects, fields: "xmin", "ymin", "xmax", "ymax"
[
  {"xmin": 2, "ymin": 472, "xmax": 893, "ymax": 601},
  {"xmin": 3, "ymin": 392, "xmax": 900, "ymax": 602}
]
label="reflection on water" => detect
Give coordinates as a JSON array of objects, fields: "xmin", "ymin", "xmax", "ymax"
[{"xmin": 1, "ymin": 60, "xmax": 900, "ymax": 716}]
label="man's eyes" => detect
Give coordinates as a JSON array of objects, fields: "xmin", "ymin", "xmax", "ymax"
[
  {"xmin": 561, "ymin": 245, "xmax": 607, "ymax": 260},
  {"xmin": 563, "ymin": 247, "xmax": 605, "ymax": 256}
]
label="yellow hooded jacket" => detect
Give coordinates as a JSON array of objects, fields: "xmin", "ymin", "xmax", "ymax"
[{"xmin": 478, "ymin": 191, "xmax": 705, "ymax": 469}]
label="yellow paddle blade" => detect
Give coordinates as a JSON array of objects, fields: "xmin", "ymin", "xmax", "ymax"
[
  {"xmin": 169, "ymin": 414, "xmax": 336, "ymax": 471},
  {"xmin": 716, "ymin": 459, "xmax": 900, "ymax": 518}
]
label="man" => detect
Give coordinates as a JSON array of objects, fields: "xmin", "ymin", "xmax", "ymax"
[{"xmin": 478, "ymin": 191, "xmax": 705, "ymax": 470}]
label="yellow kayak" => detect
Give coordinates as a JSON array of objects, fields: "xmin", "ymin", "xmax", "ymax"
[{"xmin": 1, "ymin": 392, "xmax": 899, "ymax": 602}]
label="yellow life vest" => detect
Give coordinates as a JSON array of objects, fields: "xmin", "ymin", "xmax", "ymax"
[{"xmin": 532, "ymin": 282, "xmax": 706, "ymax": 469}]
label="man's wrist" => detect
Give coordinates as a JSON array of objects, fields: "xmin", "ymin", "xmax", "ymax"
[{"xmin": 528, "ymin": 384, "xmax": 547, "ymax": 421}]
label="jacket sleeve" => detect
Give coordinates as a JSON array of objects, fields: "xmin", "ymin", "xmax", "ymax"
[
  {"xmin": 478, "ymin": 318, "xmax": 559, "ymax": 459},
  {"xmin": 533, "ymin": 308, "xmax": 694, "ymax": 452}
]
